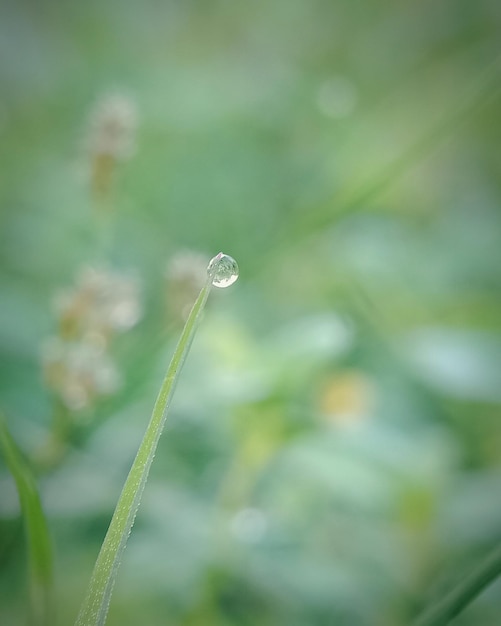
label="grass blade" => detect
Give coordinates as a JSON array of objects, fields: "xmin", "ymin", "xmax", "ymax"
[
  {"xmin": 414, "ymin": 542, "xmax": 501, "ymax": 626},
  {"xmin": 0, "ymin": 414, "xmax": 54, "ymax": 626},
  {"xmin": 74, "ymin": 259, "xmax": 224, "ymax": 626}
]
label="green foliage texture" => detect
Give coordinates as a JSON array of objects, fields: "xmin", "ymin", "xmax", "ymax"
[{"xmin": 0, "ymin": 1, "xmax": 500, "ymax": 625}]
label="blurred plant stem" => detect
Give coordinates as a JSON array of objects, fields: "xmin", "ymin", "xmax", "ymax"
[
  {"xmin": 0, "ymin": 413, "xmax": 54, "ymax": 626},
  {"xmin": 35, "ymin": 398, "xmax": 73, "ymax": 471},
  {"xmin": 414, "ymin": 543, "xmax": 501, "ymax": 626},
  {"xmin": 279, "ymin": 55, "xmax": 501, "ymax": 251}
]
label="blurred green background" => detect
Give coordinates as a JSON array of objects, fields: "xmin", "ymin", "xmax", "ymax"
[{"xmin": 1, "ymin": 0, "xmax": 501, "ymax": 624}]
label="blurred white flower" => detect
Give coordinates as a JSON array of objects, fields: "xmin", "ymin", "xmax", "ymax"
[
  {"xmin": 84, "ymin": 91, "xmax": 137, "ymax": 199},
  {"xmin": 42, "ymin": 335, "xmax": 121, "ymax": 411},
  {"xmin": 165, "ymin": 250, "xmax": 208, "ymax": 322},
  {"xmin": 87, "ymin": 92, "xmax": 137, "ymax": 161},
  {"xmin": 43, "ymin": 264, "xmax": 142, "ymax": 411},
  {"xmin": 55, "ymin": 265, "xmax": 142, "ymax": 339}
]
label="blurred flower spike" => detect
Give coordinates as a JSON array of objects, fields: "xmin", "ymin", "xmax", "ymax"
[
  {"xmin": 42, "ymin": 266, "xmax": 142, "ymax": 412},
  {"xmin": 42, "ymin": 336, "xmax": 120, "ymax": 412},
  {"xmin": 55, "ymin": 266, "xmax": 141, "ymax": 339},
  {"xmin": 86, "ymin": 92, "xmax": 137, "ymax": 200},
  {"xmin": 165, "ymin": 250, "xmax": 208, "ymax": 323}
]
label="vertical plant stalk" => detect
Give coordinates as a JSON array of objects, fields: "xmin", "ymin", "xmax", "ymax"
[
  {"xmin": 75, "ymin": 273, "xmax": 214, "ymax": 626},
  {"xmin": 0, "ymin": 414, "xmax": 54, "ymax": 626},
  {"xmin": 413, "ymin": 542, "xmax": 501, "ymax": 626}
]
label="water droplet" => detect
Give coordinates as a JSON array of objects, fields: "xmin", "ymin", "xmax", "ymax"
[{"xmin": 207, "ymin": 253, "xmax": 239, "ymax": 288}]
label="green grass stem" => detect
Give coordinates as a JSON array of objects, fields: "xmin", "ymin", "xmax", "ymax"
[
  {"xmin": 414, "ymin": 542, "xmax": 501, "ymax": 626},
  {"xmin": 75, "ymin": 271, "xmax": 214, "ymax": 626},
  {"xmin": 0, "ymin": 414, "xmax": 54, "ymax": 626}
]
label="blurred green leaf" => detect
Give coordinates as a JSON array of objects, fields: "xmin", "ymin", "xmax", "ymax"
[
  {"xmin": 0, "ymin": 414, "xmax": 54, "ymax": 626},
  {"xmin": 414, "ymin": 542, "xmax": 501, "ymax": 626},
  {"xmin": 402, "ymin": 329, "xmax": 501, "ymax": 402}
]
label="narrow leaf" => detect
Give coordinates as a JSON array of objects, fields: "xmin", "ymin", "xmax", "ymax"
[
  {"xmin": 414, "ymin": 542, "xmax": 501, "ymax": 626},
  {"xmin": 0, "ymin": 414, "xmax": 54, "ymax": 626},
  {"xmin": 75, "ymin": 253, "xmax": 237, "ymax": 626}
]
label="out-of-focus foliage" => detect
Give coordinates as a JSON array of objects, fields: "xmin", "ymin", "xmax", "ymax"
[
  {"xmin": 0, "ymin": 415, "xmax": 53, "ymax": 625},
  {"xmin": 0, "ymin": 1, "xmax": 500, "ymax": 625}
]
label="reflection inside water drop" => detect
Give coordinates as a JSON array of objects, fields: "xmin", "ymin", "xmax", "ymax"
[{"xmin": 207, "ymin": 253, "xmax": 239, "ymax": 288}]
